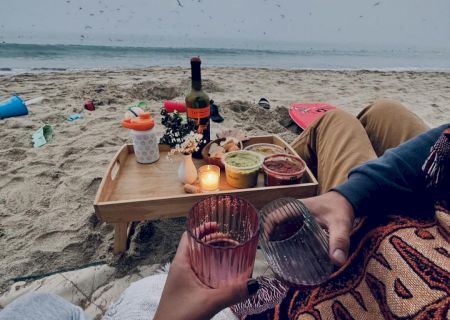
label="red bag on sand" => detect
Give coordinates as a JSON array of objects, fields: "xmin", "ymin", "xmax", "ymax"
[
  {"xmin": 289, "ymin": 103, "xmax": 337, "ymax": 130},
  {"xmin": 84, "ymin": 100, "xmax": 95, "ymax": 111}
]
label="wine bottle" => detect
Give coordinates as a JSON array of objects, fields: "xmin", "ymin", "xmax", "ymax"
[{"xmin": 185, "ymin": 56, "xmax": 210, "ymax": 158}]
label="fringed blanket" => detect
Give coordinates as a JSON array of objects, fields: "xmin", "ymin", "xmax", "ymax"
[{"xmin": 242, "ymin": 214, "xmax": 449, "ymax": 320}]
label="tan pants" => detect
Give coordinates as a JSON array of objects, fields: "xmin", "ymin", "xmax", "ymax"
[{"xmin": 291, "ymin": 100, "xmax": 429, "ymax": 194}]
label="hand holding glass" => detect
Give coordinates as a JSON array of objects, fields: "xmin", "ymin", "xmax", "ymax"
[
  {"xmin": 259, "ymin": 198, "xmax": 332, "ymax": 286},
  {"xmin": 187, "ymin": 195, "xmax": 260, "ymax": 288}
]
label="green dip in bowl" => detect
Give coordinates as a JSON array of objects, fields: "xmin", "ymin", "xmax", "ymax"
[{"xmin": 223, "ymin": 151, "xmax": 263, "ymax": 188}]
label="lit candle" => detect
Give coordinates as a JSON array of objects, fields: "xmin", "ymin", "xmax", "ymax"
[{"xmin": 199, "ymin": 165, "xmax": 220, "ymax": 192}]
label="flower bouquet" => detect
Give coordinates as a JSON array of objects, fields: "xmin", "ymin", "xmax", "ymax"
[{"xmin": 160, "ymin": 109, "xmax": 204, "ymax": 184}]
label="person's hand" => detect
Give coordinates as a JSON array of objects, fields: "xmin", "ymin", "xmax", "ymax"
[
  {"xmin": 302, "ymin": 191, "xmax": 355, "ymax": 266},
  {"xmin": 154, "ymin": 231, "xmax": 259, "ymax": 320}
]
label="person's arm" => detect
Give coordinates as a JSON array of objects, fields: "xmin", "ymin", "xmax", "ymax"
[
  {"xmin": 302, "ymin": 124, "xmax": 448, "ymax": 266},
  {"xmin": 154, "ymin": 232, "xmax": 259, "ymax": 320},
  {"xmin": 333, "ymin": 124, "xmax": 448, "ymax": 218}
]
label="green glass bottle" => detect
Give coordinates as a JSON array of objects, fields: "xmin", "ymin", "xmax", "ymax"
[{"xmin": 185, "ymin": 56, "xmax": 210, "ymax": 158}]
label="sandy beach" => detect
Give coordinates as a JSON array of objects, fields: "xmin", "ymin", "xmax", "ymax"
[{"xmin": 1, "ymin": 67, "xmax": 449, "ymax": 295}]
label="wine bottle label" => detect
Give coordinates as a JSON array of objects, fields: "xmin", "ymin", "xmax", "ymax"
[
  {"xmin": 187, "ymin": 105, "xmax": 210, "ymax": 154},
  {"xmin": 187, "ymin": 106, "xmax": 210, "ymax": 119}
]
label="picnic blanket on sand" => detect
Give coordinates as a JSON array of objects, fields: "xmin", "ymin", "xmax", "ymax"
[{"xmin": 243, "ymin": 214, "xmax": 449, "ymax": 320}]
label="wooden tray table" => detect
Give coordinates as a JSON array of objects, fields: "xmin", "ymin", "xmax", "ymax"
[{"xmin": 94, "ymin": 135, "xmax": 318, "ymax": 254}]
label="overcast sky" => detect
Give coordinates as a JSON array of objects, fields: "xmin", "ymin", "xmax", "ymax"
[{"xmin": 1, "ymin": 0, "xmax": 450, "ymax": 50}]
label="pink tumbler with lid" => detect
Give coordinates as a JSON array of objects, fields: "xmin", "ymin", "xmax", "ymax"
[{"xmin": 122, "ymin": 112, "xmax": 159, "ymax": 164}]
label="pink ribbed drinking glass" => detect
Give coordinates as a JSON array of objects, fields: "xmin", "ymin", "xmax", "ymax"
[{"xmin": 187, "ymin": 195, "xmax": 260, "ymax": 288}]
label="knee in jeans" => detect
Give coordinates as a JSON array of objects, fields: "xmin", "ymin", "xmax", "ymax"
[
  {"xmin": 366, "ymin": 99, "xmax": 408, "ymax": 116},
  {"xmin": 321, "ymin": 108, "xmax": 354, "ymax": 123}
]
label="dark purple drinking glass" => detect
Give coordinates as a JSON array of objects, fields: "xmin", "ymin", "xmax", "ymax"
[{"xmin": 259, "ymin": 197, "xmax": 332, "ymax": 286}]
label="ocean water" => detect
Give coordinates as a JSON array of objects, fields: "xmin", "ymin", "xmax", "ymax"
[{"xmin": 1, "ymin": 43, "xmax": 450, "ymax": 74}]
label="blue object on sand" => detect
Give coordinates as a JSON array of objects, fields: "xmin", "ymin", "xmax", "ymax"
[
  {"xmin": 0, "ymin": 96, "xmax": 29, "ymax": 119},
  {"xmin": 67, "ymin": 113, "xmax": 82, "ymax": 122}
]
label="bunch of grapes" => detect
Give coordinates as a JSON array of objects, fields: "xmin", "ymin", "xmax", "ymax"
[{"xmin": 159, "ymin": 108, "xmax": 196, "ymax": 147}]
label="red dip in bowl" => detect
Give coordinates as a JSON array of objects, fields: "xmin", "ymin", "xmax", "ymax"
[{"xmin": 263, "ymin": 154, "xmax": 306, "ymax": 186}]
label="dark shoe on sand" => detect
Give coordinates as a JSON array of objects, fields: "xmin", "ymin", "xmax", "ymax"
[
  {"xmin": 258, "ymin": 97, "xmax": 270, "ymax": 109},
  {"xmin": 280, "ymin": 117, "xmax": 294, "ymax": 128},
  {"xmin": 210, "ymin": 100, "xmax": 224, "ymax": 122}
]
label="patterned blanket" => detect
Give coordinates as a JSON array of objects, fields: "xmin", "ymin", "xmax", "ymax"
[{"xmin": 243, "ymin": 215, "xmax": 449, "ymax": 320}]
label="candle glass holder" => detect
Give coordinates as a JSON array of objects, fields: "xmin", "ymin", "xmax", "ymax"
[
  {"xmin": 198, "ymin": 165, "xmax": 220, "ymax": 192},
  {"xmin": 187, "ymin": 195, "xmax": 260, "ymax": 288}
]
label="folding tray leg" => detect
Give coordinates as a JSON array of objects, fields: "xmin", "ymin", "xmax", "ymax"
[{"xmin": 113, "ymin": 222, "xmax": 128, "ymax": 254}]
